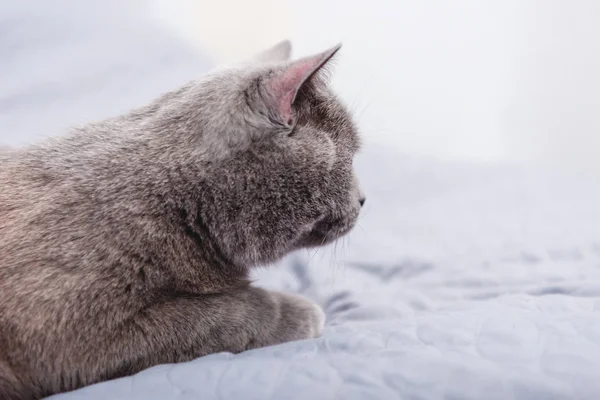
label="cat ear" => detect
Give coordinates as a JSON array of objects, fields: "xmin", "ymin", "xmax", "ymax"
[
  {"xmin": 253, "ymin": 40, "xmax": 293, "ymax": 63},
  {"xmin": 263, "ymin": 44, "xmax": 341, "ymax": 126}
]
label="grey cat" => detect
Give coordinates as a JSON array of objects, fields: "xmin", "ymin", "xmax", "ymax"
[{"xmin": 0, "ymin": 40, "xmax": 364, "ymax": 399}]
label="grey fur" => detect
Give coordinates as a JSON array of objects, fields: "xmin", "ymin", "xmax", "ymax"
[{"xmin": 0, "ymin": 41, "xmax": 363, "ymax": 399}]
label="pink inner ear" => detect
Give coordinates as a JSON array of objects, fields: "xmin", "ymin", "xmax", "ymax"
[
  {"xmin": 266, "ymin": 44, "xmax": 341, "ymax": 126},
  {"xmin": 268, "ymin": 60, "xmax": 316, "ymax": 125}
]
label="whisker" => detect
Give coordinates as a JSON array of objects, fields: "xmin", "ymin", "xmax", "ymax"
[
  {"xmin": 307, "ymin": 234, "xmax": 329, "ymax": 266},
  {"xmin": 343, "ymin": 236, "xmax": 349, "ymax": 278},
  {"xmin": 356, "ymin": 223, "xmax": 368, "ymax": 237}
]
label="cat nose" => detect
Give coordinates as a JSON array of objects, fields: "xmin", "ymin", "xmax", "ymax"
[{"xmin": 359, "ymin": 197, "xmax": 366, "ymax": 207}]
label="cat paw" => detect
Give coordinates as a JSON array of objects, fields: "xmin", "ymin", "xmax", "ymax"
[{"xmin": 276, "ymin": 292, "xmax": 325, "ymax": 340}]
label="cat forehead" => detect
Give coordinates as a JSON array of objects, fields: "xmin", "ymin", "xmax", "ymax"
[{"xmin": 295, "ymin": 87, "xmax": 360, "ymax": 152}]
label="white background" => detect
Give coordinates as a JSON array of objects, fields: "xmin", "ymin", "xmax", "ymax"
[
  {"xmin": 150, "ymin": 0, "xmax": 600, "ymax": 174},
  {"xmin": 2, "ymin": 0, "xmax": 599, "ymax": 174}
]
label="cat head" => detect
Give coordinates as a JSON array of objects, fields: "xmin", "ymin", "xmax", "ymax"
[{"xmin": 159, "ymin": 41, "xmax": 365, "ymax": 268}]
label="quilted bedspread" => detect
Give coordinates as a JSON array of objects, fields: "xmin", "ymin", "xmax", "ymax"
[
  {"xmin": 3, "ymin": 2, "xmax": 600, "ymax": 399},
  {"xmin": 48, "ymin": 149, "xmax": 600, "ymax": 400}
]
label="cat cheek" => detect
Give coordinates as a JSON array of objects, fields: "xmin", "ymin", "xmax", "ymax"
[{"xmin": 312, "ymin": 136, "xmax": 336, "ymax": 172}]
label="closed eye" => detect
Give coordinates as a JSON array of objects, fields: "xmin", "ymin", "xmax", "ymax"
[{"xmin": 288, "ymin": 122, "xmax": 299, "ymax": 137}]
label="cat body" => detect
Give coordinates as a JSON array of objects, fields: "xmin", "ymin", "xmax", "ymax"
[{"xmin": 0, "ymin": 41, "xmax": 363, "ymax": 399}]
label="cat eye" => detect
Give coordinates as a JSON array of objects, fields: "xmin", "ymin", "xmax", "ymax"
[{"xmin": 288, "ymin": 121, "xmax": 298, "ymax": 137}]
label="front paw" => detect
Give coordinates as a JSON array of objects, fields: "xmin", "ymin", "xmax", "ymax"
[{"xmin": 275, "ymin": 292, "xmax": 325, "ymax": 341}]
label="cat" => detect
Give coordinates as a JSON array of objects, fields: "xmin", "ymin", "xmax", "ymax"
[{"xmin": 0, "ymin": 40, "xmax": 364, "ymax": 399}]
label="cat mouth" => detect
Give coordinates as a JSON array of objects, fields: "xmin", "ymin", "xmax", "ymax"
[{"xmin": 302, "ymin": 215, "xmax": 356, "ymax": 247}]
